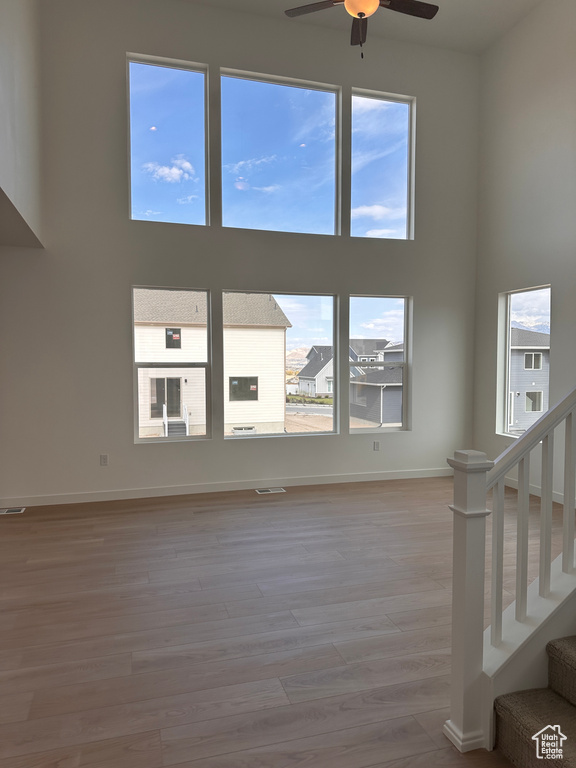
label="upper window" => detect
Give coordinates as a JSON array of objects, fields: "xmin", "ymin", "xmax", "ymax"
[
  {"xmin": 349, "ymin": 296, "xmax": 408, "ymax": 430},
  {"xmin": 351, "ymin": 93, "xmax": 411, "ymax": 240},
  {"xmin": 133, "ymin": 287, "xmax": 209, "ymax": 440},
  {"xmin": 223, "ymin": 291, "xmax": 335, "ymax": 436},
  {"xmin": 221, "ymin": 75, "xmax": 337, "ymax": 235},
  {"xmin": 129, "ymin": 60, "xmax": 206, "ymax": 226},
  {"xmin": 524, "ymin": 352, "xmax": 542, "ymax": 370},
  {"xmin": 503, "ymin": 286, "xmax": 551, "ymax": 435},
  {"xmin": 166, "ymin": 328, "xmax": 181, "ymax": 348}
]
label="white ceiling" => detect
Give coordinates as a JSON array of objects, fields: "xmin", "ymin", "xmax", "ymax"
[{"xmin": 189, "ymin": 0, "xmax": 542, "ymax": 54}]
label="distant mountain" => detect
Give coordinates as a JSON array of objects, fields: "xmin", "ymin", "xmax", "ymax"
[
  {"xmin": 511, "ymin": 321, "xmax": 550, "ymax": 335},
  {"xmin": 286, "ymin": 346, "xmax": 310, "ymax": 372}
]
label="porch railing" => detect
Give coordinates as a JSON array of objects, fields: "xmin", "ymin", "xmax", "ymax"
[{"xmin": 444, "ymin": 385, "xmax": 576, "ymax": 752}]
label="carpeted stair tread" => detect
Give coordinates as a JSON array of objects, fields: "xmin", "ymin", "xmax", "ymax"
[
  {"xmin": 495, "ymin": 687, "xmax": 576, "ymax": 768},
  {"xmin": 548, "ymin": 636, "xmax": 576, "ymax": 707}
]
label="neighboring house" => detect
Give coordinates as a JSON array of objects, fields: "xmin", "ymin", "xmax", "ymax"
[
  {"xmin": 298, "ymin": 346, "xmax": 334, "ymax": 397},
  {"xmin": 134, "ymin": 289, "xmax": 291, "ymax": 437},
  {"xmin": 349, "ymin": 339, "xmax": 403, "ymax": 427},
  {"xmin": 508, "ymin": 328, "xmax": 550, "ymax": 433},
  {"xmin": 297, "ymin": 339, "xmax": 404, "ymax": 426}
]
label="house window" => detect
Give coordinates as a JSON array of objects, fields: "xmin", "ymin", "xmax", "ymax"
[
  {"xmin": 166, "ymin": 328, "xmax": 181, "ymax": 348},
  {"xmin": 351, "ymin": 92, "xmax": 412, "ymax": 240},
  {"xmin": 221, "ymin": 74, "xmax": 337, "ymax": 235},
  {"xmin": 524, "ymin": 352, "xmax": 542, "ymax": 370},
  {"xmin": 501, "ymin": 286, "xmax": 550, "ymax": 435},
  {"xmin": 223, "ymin": 291, "xmax": 335, "ymax": 436},
  {"xmin": 349, "ymin": 295, "xmax": 408, "ymax": 430},
  {"xmin": 128, "ymin": 59, "xmax": 206, "ymax": 226},
  {"xmin": 133, "ymin": 287, "xmax": 209, "ymax": 440},
  {"xmin": 526, "ymin": 391, "xmax": 543, "ymax": 412},
  {"xmin": 230, "ymin": 377, "xmax": 258, "ymax": 401}
]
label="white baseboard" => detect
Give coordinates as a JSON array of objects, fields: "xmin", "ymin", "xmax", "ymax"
[
  {"xmin": 1, "ymin": 467, "xmax": 454, "ymax": 508},
  {"xmin": 504, "ymin": 475, "xmax": 564, "ymax": 505}
]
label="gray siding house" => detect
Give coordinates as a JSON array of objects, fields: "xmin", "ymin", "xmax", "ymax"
[{"xmin": 508, "ymin": 327, "xmax": 550, "ymax": 433}]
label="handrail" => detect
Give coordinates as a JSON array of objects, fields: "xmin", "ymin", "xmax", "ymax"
[
  {"xmin": 183, "ymin": 403, "xmax": 189, "ymax": 436},
  {"xmin": 487, "ymin": 385, "xmax": 576, "ymax": 490}
]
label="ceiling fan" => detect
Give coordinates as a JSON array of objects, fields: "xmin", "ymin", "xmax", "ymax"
[{"xmin": 285, "ymin": 0, "xmax": 439, "ymax": 51}]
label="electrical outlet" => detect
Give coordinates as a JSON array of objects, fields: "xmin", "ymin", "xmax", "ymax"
[
  {"xmin": 373, "ymin": 441, "xmax": 380, "ymax": 452},
  {"xmin": 99, "ymin": 454, "xmax": 109, "ymax": 467}
]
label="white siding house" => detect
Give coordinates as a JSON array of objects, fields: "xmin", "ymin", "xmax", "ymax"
[{"xmin": 134, "ymin": 289, "xmax": 291, "ymax": 438}]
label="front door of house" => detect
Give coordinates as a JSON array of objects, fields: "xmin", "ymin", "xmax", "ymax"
[{"xmin": 151, "ymin": 377, "xmax": 181, "ymax": 419}]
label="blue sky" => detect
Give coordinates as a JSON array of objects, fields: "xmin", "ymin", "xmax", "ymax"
[
  {"xmin": 129, "ymin": 62, "xmax": 410, "ymax": 238},
  {"xmin": 274, "ymin": 294, "xmax": 405, "ymax": 351}
]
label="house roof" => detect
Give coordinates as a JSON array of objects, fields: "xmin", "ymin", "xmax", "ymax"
[
  {"xmin": 351, "ymin": 367, "xmax": 403, "ymax": 385},
  {"xmin": 134, "ymin": 289, "xmax": 291, "ymax": 328},
  {"xmin": 299, "ymin": 347, "xmax": 333, "ymax": 379},
  {"xmin": 510, "ymin": 328, "xmax": 550, "ymax": 348},
  {"xmin": 349, "ymin": 339, "xmax": 390, "ymax": 357}
]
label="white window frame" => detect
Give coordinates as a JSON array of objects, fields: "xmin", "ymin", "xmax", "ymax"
[
  {"xmin": 348, "ymin": 295, "xmax": 411, "ymax": 433},
  {"xmin": 351, "ymin": 88, "xmax": 415, "ymax": 241},
  {"xmin": 222, "ymin": 290, "xmax": 337, "ymax": 438},
  {"xmin": 127, "ymin": 53, "xmax": 209, "ymax": 227},
  {"xmin": 132, "ymin": 286, "xmax": 212, "ymax": 442},
  {"xmin": 497, "ymin": 285, "xmax": 551, "ymax": 436},
  {"xmin": 525, "ymin": 390, "xmax": 543, "ymax": 412},
  {"xmin": 524, "ymin": 352, "xmax": 542, "ymax": 370}
]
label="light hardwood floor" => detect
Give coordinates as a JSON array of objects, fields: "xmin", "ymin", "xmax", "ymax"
[{"xmin": 0, "ymin": 477, "xmax": 541, "ymax": 768}]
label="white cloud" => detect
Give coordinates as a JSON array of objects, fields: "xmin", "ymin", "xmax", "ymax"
[
  {"xmin": 149, "ymin": 126, "xmax": 158, "ymax": 131},
  {"xmin": 361, "ymin": 309, "xmax": 405, "ymax": 341},
  {"xmin": 351, "ymin": 204, "xmax": 406, "ymax": 221},
  {"xmin": 225, "ymin": 155, "xmax": 277, "ymax": 176},
  {"xmin": 143, "ymin": 155, "xmax": 196, "ymax": 183},
  {"xmin": 352, "ymin": 96, "xmax": 392, "ymax": 115},
  {"xmin": 253, "ymin": 184, "xmax": 281, "ymax": 193},
  {"xmin": 177, "ymin": 194, "xmax": 199, "ymax": 204}
]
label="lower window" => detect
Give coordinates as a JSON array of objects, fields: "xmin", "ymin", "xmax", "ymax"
[
  {"xmin": 526, "ymin": 391, "xmax": 543, "ymax": 412},
  {"xmin": 133, "ymin": 287, "xmax": 209, "ymax": 440}
]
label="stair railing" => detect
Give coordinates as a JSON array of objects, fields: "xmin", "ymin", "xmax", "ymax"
[
  {"xmin": 444, "ymin": 385, "xmax": 576, "ymax": 753},
  {"xmin": 183, "ymin": 403, "xmax": 190, "ymax": 436}
]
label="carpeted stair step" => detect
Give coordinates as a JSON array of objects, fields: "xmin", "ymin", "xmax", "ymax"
[
  {"xmin": 495, "ymin": 687, "xmax": 576, "ymax": 768},
  {"xmin": 548, "ymin": 636, "xmax": 576, "ymax": 707}
]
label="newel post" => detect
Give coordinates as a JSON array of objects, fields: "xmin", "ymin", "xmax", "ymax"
[{"xmin": 443, "ymin": 449, "xmax": 494, "ymax": 752}]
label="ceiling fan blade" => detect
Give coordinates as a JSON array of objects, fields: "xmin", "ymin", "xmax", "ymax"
[
  {"xmin": 350, "ymin": 17, "xmax": 368, "ymax": 46},
  {"xmin": 380, "ymin": 0, "xmax": 439, "ymax": 20},
  {"xmin": 285, "ymin": 0, "xmax": 344, "ymax": 17}
]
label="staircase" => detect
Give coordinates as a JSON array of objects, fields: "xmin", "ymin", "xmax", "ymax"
[
  {"xmin": 496, "ymin": 636, "xmax": 576, "ymax": 767},
  {"xmin": 167, "ymin": 420, "xmax": 186, "ymax": 436},
  {"xmin": 443, "ymin": 384, "xmax": 576, "ymax": 754}
]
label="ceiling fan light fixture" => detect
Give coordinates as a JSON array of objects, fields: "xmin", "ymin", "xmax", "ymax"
[{"xmin": 344, "ymin": 0, "xmax": 379, "ymax": 18}]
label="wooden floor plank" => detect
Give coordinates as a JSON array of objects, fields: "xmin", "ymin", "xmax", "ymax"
[
  {"xmin": 160, "ymin": 715, "xmax": 436, "ymax": 768},
  {"xmin": 161, "ymin": 676, "xmax": 451, "ymax": 764},
  {"xmin": 280, "ymin": 649, "xmax": 452, "ymax": 703},
  {"xmin": 30, "ymin": 645, "xmax": 342, "ymax": 719},
  {"xmin": 0, "ymin": 653, "xmax": 131, "ymax": 696},
  {"xmin": 0, "ymin": 679, "xmax": 288, "ymax": 760},
  {"xmin": 0, "ymin": 477, "xmax": 520, "ymax": 768},
  {"xmin": 0, "ymin": 731, "xmax": 163, "ymax": 768}
]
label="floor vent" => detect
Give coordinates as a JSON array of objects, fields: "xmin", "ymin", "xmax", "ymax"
[
  {"xmin": 0, "ymin": 507, "xmax": 25, "ymax": 515},
  {"xmin": 255, "ymin": 488, "xmax": 286, "ymax": 495}
]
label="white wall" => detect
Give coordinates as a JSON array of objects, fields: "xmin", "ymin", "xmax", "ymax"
[
  {"xmin": 473, "ymin": 0, "xmax": 576, "ymax": 462},
  {"xmin": 0, "ymin": 0, "xmax": 479, "ymax": 505},
  {"xmin": 0, "ymin": 0, "xmax": 42, "ymax": 245}
]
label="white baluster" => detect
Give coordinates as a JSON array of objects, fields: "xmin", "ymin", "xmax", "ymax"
[
  {"xmin": 563, "ymin": 411, "xmax": 576, "ymax": 573},
  {"xmin": 516, "ymin": 454, "xmax": 530, "ymax": 622},
  {"xmin": 540, "ymin": 432, "xmax": 554, "ymax": 597},
  {"xmin": 491, "ymin": 480, "xmax": 505, "ymax": 646}
]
